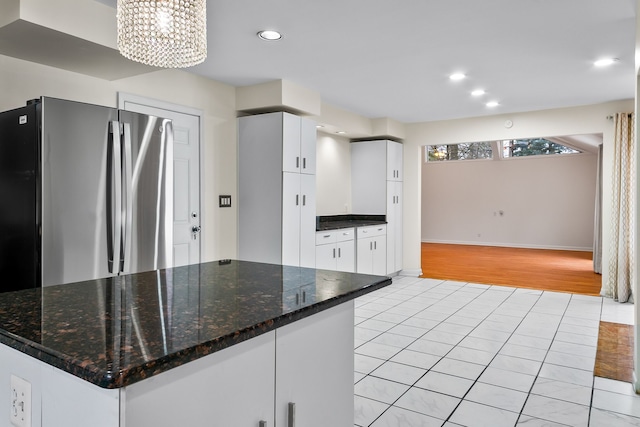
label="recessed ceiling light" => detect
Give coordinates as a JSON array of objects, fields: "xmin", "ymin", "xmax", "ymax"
[
  {"xmin": 258, "ymin": 30, "xmax": 282, "ymax": 41},
  {"xmin": 471, "ymin": 89, "xmax": 486, "ymax": 96},
  {"xmin": 594, "ymin": 58, "xmax": 618, "ymax": 67},
  {"xmin": 449, "ymin": 73, "xmax": 466, "ymax": 81},
  {"xmin": 336, "ymin": 131, "xmax": 346, "ymax": 134},
  {"xmin": 486, "ymin": 101, "xmax": 500, "ymax": 108}
]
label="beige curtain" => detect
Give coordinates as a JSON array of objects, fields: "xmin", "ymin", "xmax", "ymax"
[{"xmin": 603, "ymin": 112, "xmax": 635, "ymax": 302}]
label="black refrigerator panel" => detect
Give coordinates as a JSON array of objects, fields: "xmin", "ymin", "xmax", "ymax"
[{"xmin": 0, "ymin": 103, "xmax": 40, "ymax": 291}]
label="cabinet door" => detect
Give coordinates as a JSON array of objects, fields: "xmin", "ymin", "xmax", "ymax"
[
  {"xmin": 300, "ymin": 174, "xmax": 316, "ymax": 268},
  {"xmin": 300, "ymin": 117, "xmax": 317, "ymax": 175},
  {"xmin": 372, "ymin": 236, "xmax": 387, "ymax": 276},
  {"xmin": 386, "ymin": 181, "xmax": 402, "ymax": 274},
  {"xmin": 386, "ymin": 140, "xmax": 403, "ymax": 181},
  {"xmin": 356, "ymin": 237, "xmax": 373, "ymax": 274},
  {"xmin": 275, "ymin": 303, "xmax": 354, "ymax": 427},
  {"xmin": 336, "ymin": 239, "xmax": 355, "ymax": 273},
  {"xmin": 315, "ymin": 243, "xmax": 336, "ymax": 271},
  {"xmin": 282, "ymin": 172, "xmax": 300, "ymax": 266},
  {"xmin": 124, "ymin": 332, "xmax": 276, "ymax": 427},
  {"xmin": 395, "ymin": 182, "xmax": 403, "ymax": 274},
  {"xmin": 282, "ymin": 113, "xmax": 301, "ymax": 173}
]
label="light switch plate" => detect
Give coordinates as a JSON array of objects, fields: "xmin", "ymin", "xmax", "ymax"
[{"xmin": 219, "ymin": 195, "xmax": 232, "ymax": 208}]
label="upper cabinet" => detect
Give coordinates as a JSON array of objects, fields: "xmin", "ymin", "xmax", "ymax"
[
  {"xmin": 283, "ymin": 113, "xmax": 317, "ymax": 175},
  {"xmin": 238, "ymin": 112, "xmax": 317, "ymax": 268},
  {"xmin": 387, "ymin": 140, "xmax": 403, "ymax": 181}
]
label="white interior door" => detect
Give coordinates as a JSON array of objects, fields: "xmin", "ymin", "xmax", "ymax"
[{"xmin": 118, "ymin": 94, "xmax": 201, "ymax": 267}]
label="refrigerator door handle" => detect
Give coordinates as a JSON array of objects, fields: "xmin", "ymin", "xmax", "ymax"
[
  {"xmin": 108, "ymin": 121, "xmax": 123, "ymax": 274},
  {"xmin": 121, "ymin": 122, "xmax": 134, "ymax": 274}
]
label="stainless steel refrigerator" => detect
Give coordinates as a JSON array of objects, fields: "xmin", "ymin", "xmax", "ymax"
[{"xmin": 0, "ymin": 96, "xmax": 173, "ymax": 292}]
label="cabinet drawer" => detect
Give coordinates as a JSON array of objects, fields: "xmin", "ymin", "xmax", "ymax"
[
  {"xmin": 336, "ymin": 228, "xmax": 355, "ymax": 242},
  {"xmin": 315, "ymin": 231, "xmax": 337, "ymax": 245},
  {"xmin": 357, "ymin": 225, "xmax": 386, "ymax": 239}
]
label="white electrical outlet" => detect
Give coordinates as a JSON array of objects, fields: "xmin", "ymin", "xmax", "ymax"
[{"xmin": 10, "ymin": 375, "xmax": 31, "ymax": 427}]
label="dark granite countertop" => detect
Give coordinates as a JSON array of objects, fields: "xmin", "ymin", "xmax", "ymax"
[
  {"xmin": 0, "ymin": 260, "xmax": 390, "ymax": 389},
  {"xmin": 316, "ymin": 214, "xmax": 387, "ymax": 231}
]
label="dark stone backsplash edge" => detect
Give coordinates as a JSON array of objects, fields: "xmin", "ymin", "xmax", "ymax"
[{"xmin": 0, "ymin": 276, "xmax": 391, "ymax": 389}]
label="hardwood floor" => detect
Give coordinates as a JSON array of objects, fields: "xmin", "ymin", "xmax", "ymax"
[{"xmin": 420, "ymin": 243, "xmax": 602, "ymax": 296}]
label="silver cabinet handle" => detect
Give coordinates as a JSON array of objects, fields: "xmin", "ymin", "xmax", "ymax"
[
  {"xmin": 333, "ymin": 248, "xmax": 336, "ymax": 258},
  {"xmin": 303, "ymin": 194, "xmax": 306, "ymax": 206},
  {"xmin": 121, "ymin": 122, "xmax": 133, "ymax": 273},
  {"xmin": 374, "ymin": 241, "xmax": 377, "ymax": 250},
  {"xmin": 288, "ymin": 402, "xmax": 296, "ymax": 427},
  {"xmin": 296, "ymin": 194, "xmax": 299, "ymax": 206},
  {"xmin": 338, "ymin": 247, "xmax": 341, "ymax": 257},
  {"xmin": 303, "ymin": 157, "xmax": 306, "ymax": 169},
  {"xmin": 259, "ymin": 422, "xmax": 267, "ymax": 427},
  {"xmin": 323, "ymin": 234, "xmax": 331, "ymax": 238},
  {"xmin": 296, "ymin": 156, "xmax": 299, "ymax": 168}
]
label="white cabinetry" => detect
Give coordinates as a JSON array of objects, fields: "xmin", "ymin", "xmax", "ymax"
[
  {"xmin": 275, "ymin": 302, "xmax": 354, "ymax": 427},
  {"xmin": 315, "ymin": 228, "xmax": 355, "ymax": 272},
  {"xmin": 122, "ymin": 303, "xmax": 354, "ymax": 427},
  {"xmin": 351, "ymin": 140, "xmax": 403, "ymax": 274},
  {"xmin": 386, "ymin": 181, "xmax": 403, "ymax": 275},
  {"xmin": 356, "ymin": 225, "xmax": 387, "ymax": 276},
  {"xmin": 239, "ymin": 112, "xmax": 317, "ymax": 267}
]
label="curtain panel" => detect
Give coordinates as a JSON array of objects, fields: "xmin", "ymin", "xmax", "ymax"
[{"xmin": 603, "ymin": 112, "xmax": 635, "ymax": 302}]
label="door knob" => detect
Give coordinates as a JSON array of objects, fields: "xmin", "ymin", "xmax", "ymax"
[{"xmin": 192, "ymin": 225, "xmax": 201, "ymax": 233}]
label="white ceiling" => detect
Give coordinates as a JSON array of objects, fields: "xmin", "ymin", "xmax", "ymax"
[{"xmin": 99, "ymin": 0, "xmax": 636, "ymax": 124}]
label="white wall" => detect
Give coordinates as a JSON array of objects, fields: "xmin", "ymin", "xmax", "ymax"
[
  {"xmin": 0, "ymin": 54, "xmax": 238, "ymax": 262},
  {"xmin": 422, "ymin": 152, "xmax": 598, "ymax": 250},
  {"xmin": 315, "ymin": 133, "xmax": 352, "ymax": 216}
]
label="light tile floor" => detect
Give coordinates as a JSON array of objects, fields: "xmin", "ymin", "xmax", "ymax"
[{"xmin": 354, "ymin": 276, "xmax": 637, "ymax": 427}]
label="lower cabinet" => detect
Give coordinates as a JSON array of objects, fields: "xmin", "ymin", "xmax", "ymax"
[
  {"xmin": 356, "ymin": 225, "xmax": 387, "ymax": 276},
  {"xmin": 275, "ymin": 301, "xmax": 354, "ymax": 427},
  {"xmin": 121, "ymin": 303, "xmax": 354, "ymax": 427},
  {"xmin": 315, "ymin": 228, "xmax": 355, "ymax": 273}
]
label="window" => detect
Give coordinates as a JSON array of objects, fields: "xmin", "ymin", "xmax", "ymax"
[
  {"xmin": 501, "ymin": 138, "xmax": 580, "ymax": 158},
  {"xmin": 425, "ymin": 142, "xmax": 492, "ymax": 162},
  {"xmin": 425, "ymin": 137, "xmax": 583, "ymax": 163}
]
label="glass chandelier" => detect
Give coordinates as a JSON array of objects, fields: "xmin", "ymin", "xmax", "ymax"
[{"xmin": 117, "ymin": 0, "xmax": 207, "ymax": 68}]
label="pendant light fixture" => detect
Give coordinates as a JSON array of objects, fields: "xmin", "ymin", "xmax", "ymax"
[{"xmin": 117, "ymin": 0, "xmax": 207, "ymax": 68}]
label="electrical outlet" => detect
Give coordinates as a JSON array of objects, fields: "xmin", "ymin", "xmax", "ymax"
[{"xmin": 10, "ymin": 375, "xmax": 31, "ymax": 427}]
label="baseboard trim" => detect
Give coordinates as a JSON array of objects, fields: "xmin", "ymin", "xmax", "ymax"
[
  {"xmin": 399, "ymin": 269, "xmax": 422, "ymax": 277},
  {"xmin": 421, "ymin": 239, "xmax": 592, "ymax": 252}
]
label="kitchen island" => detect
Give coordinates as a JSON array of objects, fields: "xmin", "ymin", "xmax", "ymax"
[{"xmin": 0, "ymin": 260, "xmax": 391, "ymax": 427}]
